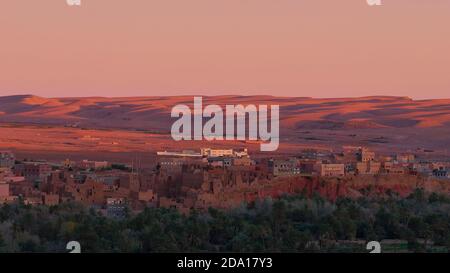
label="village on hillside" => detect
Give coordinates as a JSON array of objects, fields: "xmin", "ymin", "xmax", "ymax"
[{"xmin": 1, "ymin": 145, "xmax": 449, "ymax": 218}]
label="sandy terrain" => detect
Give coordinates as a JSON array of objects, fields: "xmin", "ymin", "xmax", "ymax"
[
  {"xmin": 0, "ymin": 123, "xmax": 311, "ymax": 165},
  {"xmin": 1, "ymin": 94, "xmax": 450, "ymax": 162}
]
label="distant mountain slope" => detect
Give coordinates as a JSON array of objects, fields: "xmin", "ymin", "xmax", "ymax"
[{"xmin": 1, "ymin": 94, "xmax": 450, "ymax": 131}]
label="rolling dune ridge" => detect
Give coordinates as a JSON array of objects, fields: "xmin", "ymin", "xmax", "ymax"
[{"xmin": 1, "ymin": 95, "xmax": 450, "ymax": 161}]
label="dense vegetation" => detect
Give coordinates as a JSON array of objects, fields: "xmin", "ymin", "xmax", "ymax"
[{"xmin": 0, "ymin": 189, "xmax": 449, "ymax": 253}]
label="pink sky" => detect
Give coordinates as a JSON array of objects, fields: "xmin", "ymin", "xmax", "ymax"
[{"xmin": 0, "ymin": 0, "xmax": 449, "ymax": 99}]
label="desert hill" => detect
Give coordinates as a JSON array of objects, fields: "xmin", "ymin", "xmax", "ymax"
[
  {"xmin": 2, "ymin": 95, "xmax": 450, "ymax": 131},
  {"xmin": 1, "ymin": 94, "xmax": 450, "ymax": 157}
]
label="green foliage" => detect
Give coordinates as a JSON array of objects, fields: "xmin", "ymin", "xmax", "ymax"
[
  {"xmin": 111, "ymin": 164, "xmax": 131, "ymax": 171},
  {"xmin": 0, "ymin": 190, "xmax": 449, "ymax": 253}
]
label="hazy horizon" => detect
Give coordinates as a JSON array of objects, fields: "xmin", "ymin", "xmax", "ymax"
[{"xmin": 1, "ymin": 93, "xmax": 449, "ymax": 101}]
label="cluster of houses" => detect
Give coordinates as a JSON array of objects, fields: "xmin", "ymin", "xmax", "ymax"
[
  {"xmin": 267, "ymin": 146, "xmax": 449, "ymax": 179},
  {"xmin": 1, "ymin": 146, "xmax": 449, "ymax": 215}
]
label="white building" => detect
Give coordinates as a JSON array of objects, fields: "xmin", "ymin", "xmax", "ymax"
[{"xmin": 201, "ymin": 148, "xmax": 234, "ymax": 157}]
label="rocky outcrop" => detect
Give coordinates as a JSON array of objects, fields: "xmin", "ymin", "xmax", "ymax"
[{"xmin": 203, "ymin": 174, "xmax": 450, "ymax": 209}]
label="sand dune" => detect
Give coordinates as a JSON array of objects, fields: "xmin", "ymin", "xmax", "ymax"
[
  {"xmin": 1, "ymin": 95, "xmax": 450, "ymax": 130},
  {"xmin": 1, "ymin": 94, "xmax": 450, "ymax": 159}
]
